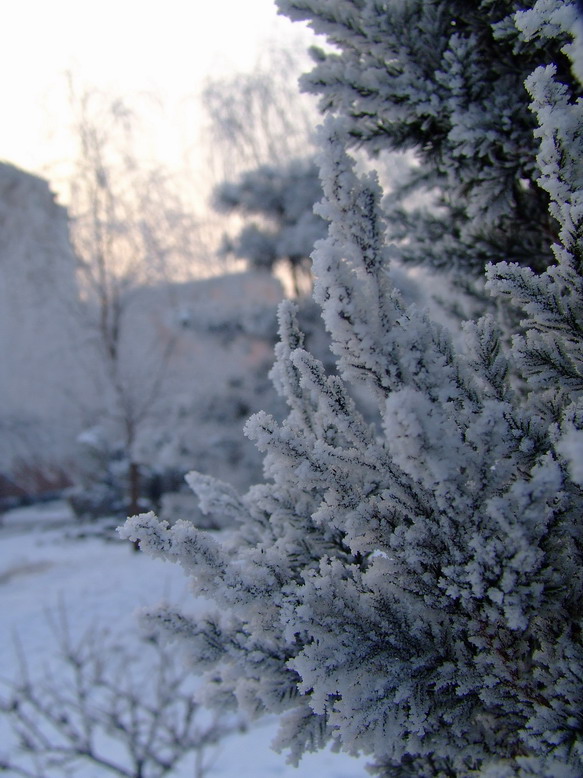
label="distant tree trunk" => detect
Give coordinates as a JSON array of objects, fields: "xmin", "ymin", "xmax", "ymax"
[
  {"xmin": 289, "ymin": 262, "xmax": 301, "ymax": 298},
  {"xmin": 128, "ymin": 461, "xmax": 141, "ymax": 552}
]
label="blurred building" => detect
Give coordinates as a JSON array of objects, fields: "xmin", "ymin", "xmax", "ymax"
[
  {"xmin": 0, "ymin": 162, "xmax": 84, "ymax": 499},
  {"xmin": 0, "ymin": 162, "xmax": 284, "ymax": 505}
]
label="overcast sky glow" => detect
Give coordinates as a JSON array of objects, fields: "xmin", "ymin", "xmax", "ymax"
[{"xmin": 2, "ymin": 0, "xmax": 309, "ymax": 185}]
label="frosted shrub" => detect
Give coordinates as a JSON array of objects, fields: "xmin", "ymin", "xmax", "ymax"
[
  {"xmin": 0, "ymin": 616, "xmax": 240, "ymax": 778},
  {"xmin": 121, "ymin": 3, "xmax": 583, "ymax": 776}
]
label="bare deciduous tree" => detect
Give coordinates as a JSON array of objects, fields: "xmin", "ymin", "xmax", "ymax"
[
  {"xmin": 64, "ymin": 81, "xmax": 208, "ymax": 519},
  {"xmin": 201, "ymin": 45, "xmax": 318, "ymax": 184}
]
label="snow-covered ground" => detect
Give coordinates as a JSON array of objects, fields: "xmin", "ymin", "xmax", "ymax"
[{"xmin": 0, "ymin": 501, "xmax": 366, "ymax": 777}]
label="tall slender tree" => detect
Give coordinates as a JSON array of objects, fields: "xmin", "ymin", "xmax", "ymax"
[{"xmin": 66, "ymin": 84, "xmax": 204, "ymax": 517}]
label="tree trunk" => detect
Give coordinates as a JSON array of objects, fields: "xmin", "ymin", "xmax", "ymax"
[{"xmin": 128, "ymin": 461, "xmax": 141, "ymax": 552}]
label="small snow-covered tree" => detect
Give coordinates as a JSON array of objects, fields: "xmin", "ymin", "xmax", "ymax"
[
  {"xmin": 202, "ymin": 48, "xmax": 321, "ymax": 296},
  {"xmin": 214, "ymin": 157, "xmax": 326, "ymax": 296},
  {"xmin": 121, "ymin": 3, "xmax": 583, "ymax": 776}
]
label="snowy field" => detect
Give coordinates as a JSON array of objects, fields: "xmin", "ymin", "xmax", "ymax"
[{"xmin": 0, "ymin": 501, "xmax": 366, "ymax": 777}]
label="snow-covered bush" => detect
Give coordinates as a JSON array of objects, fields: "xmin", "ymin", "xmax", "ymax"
[{"xmin": 121, "ymin": 3, "xmax": 583, "ymax": 776}]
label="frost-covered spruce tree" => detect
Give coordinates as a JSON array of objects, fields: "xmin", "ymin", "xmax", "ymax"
[
  {"xmin": 276, "ymin": 0, "xmax": 580, "ymax": 282},
  {"xmin": 121, "ymin": 7, "xmax": 583, "ymax": 778}
]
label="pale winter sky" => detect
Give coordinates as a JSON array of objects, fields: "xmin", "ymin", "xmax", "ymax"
[{"xmin": 2, "ymin": 0, "xmax": 312, "ymax": 193}]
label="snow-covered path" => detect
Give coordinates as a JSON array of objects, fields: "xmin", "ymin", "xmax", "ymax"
[{"xmin": 0, "ymin": 502, "xmax": 365, "ymax": 777}]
